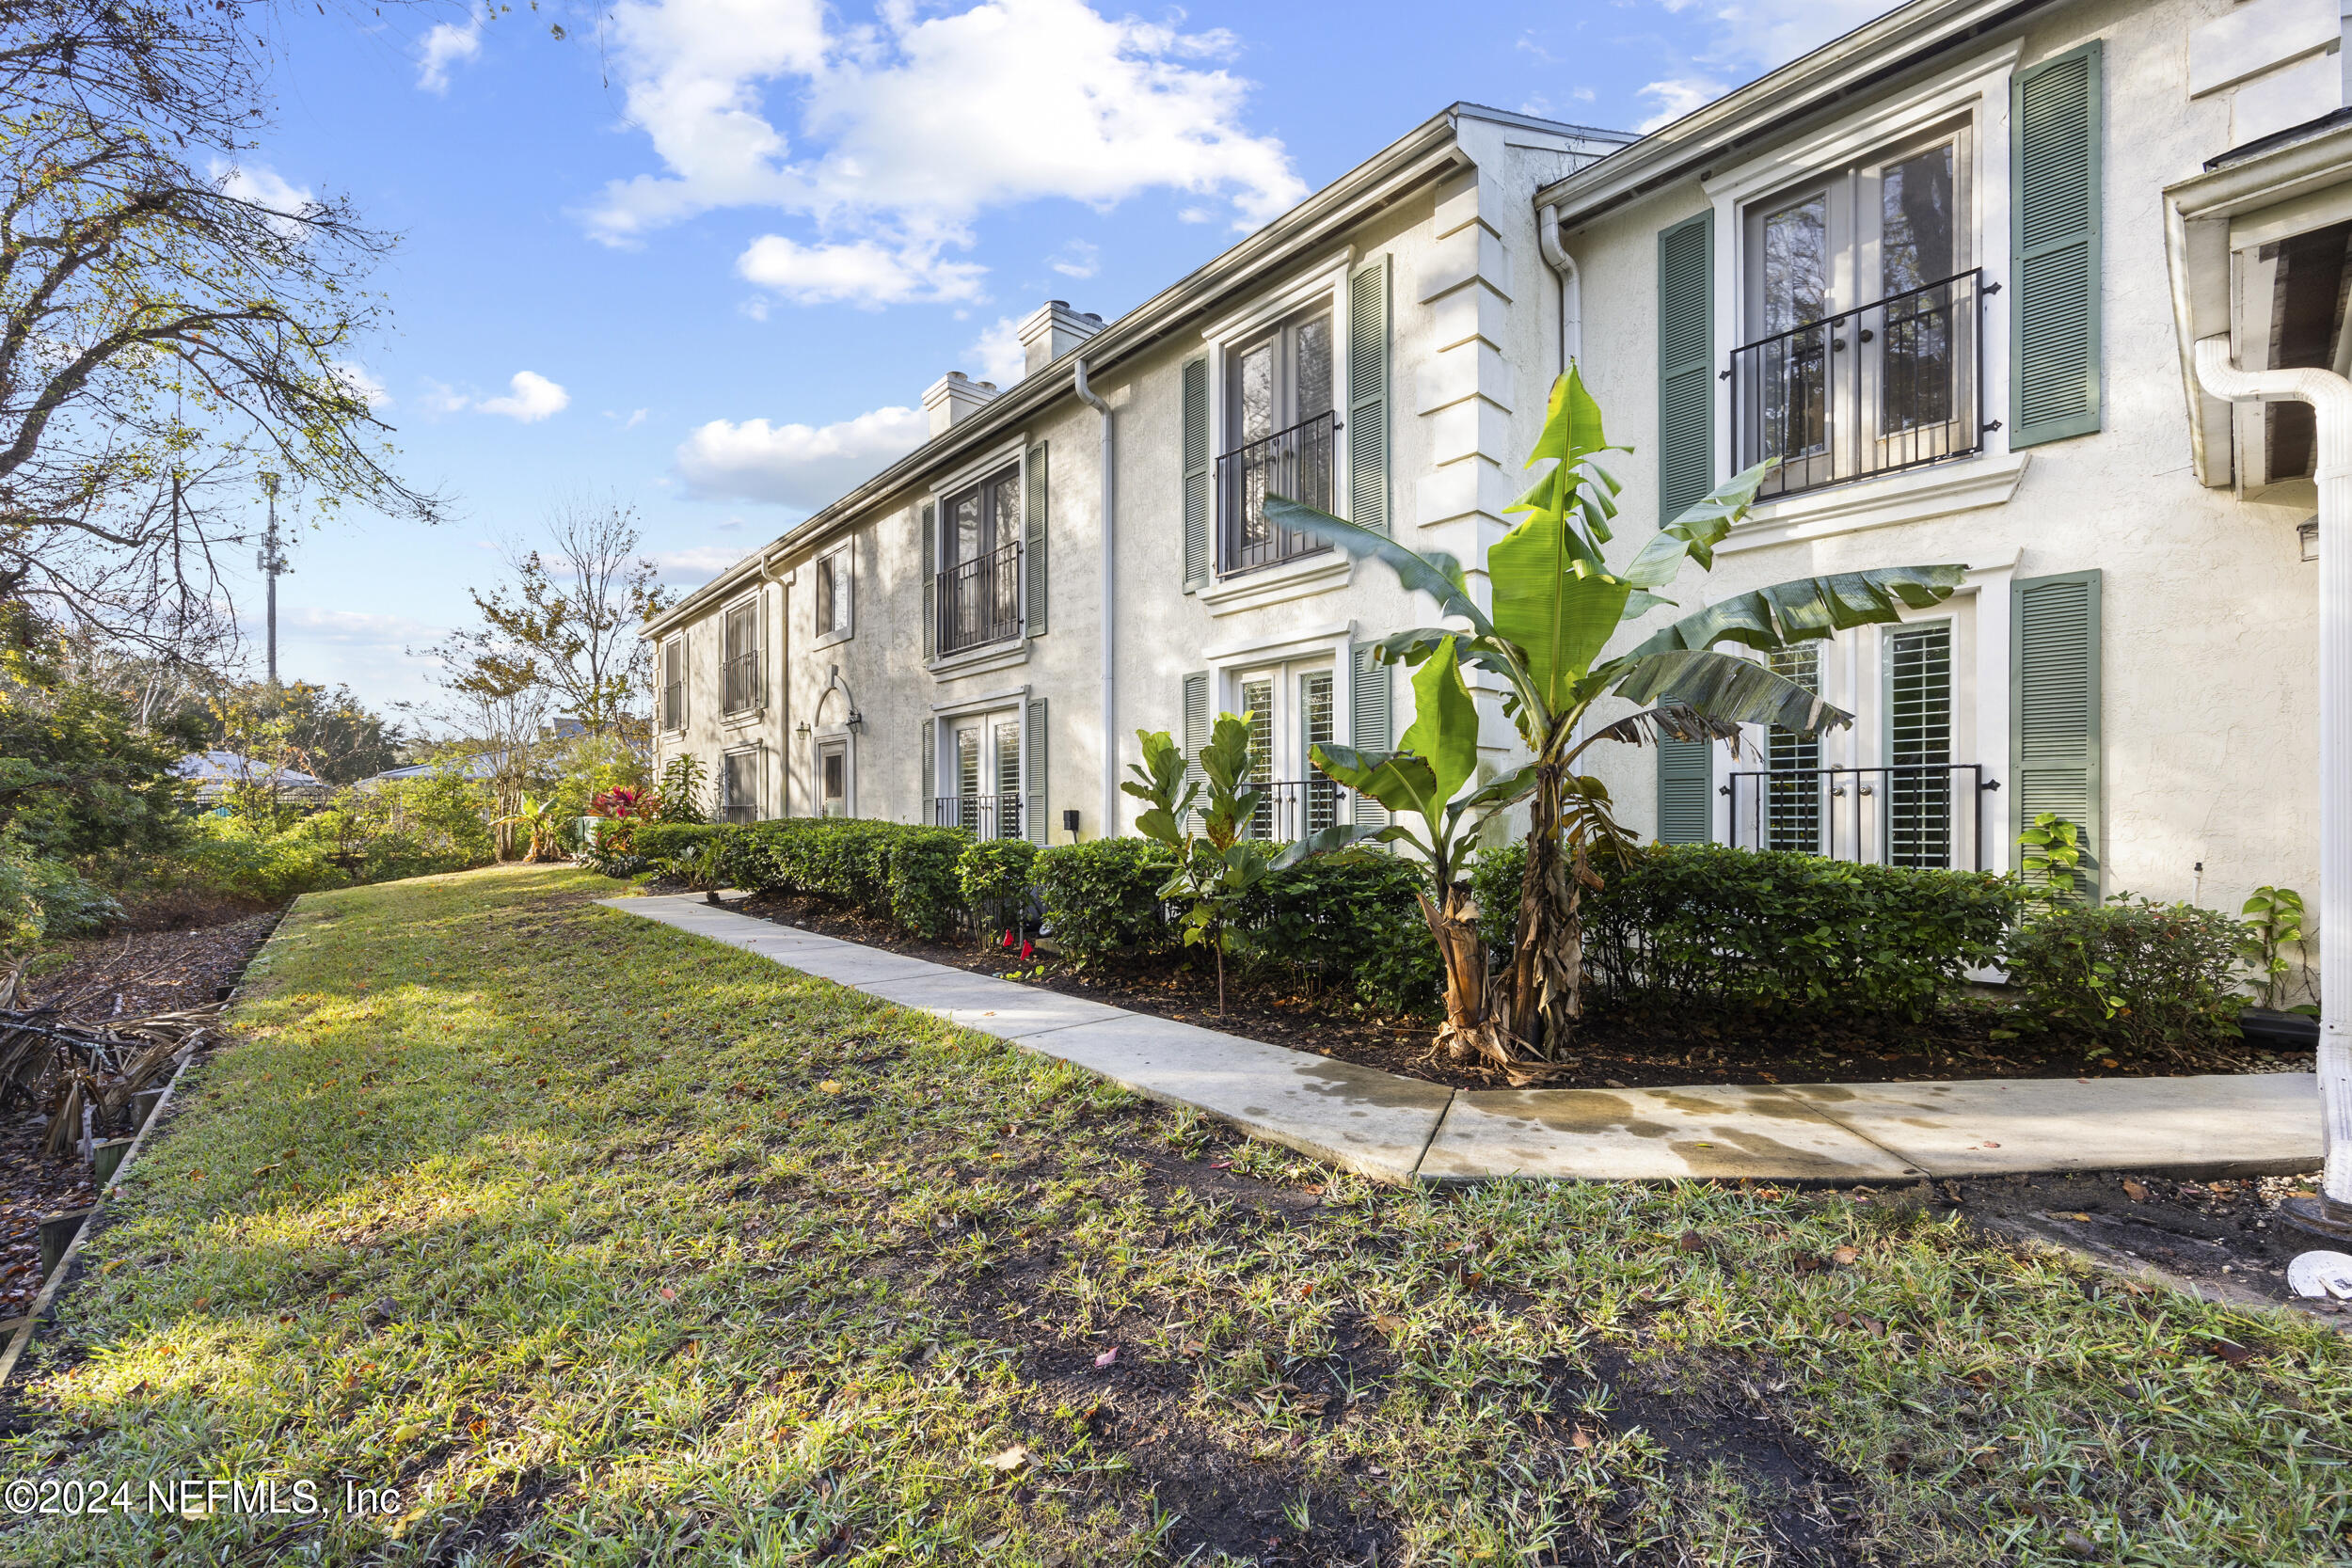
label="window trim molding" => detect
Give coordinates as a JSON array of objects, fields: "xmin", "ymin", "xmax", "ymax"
[
  {"xmin": 1701, "ymin": 41, "xmax": 2022, "ymax": 497},
  {"xmin": 1197, "ymin": 251, "xmax": 1358, "ymax": 566},
  {"xmin": 812, "ymin": 539, "xmax": 854, "ymax": 650},
  {"xmin": 720, "ymin": 740, "xmax": 765, "ymax": 823},
  {"xmin": 720, "ymin": 586, "xmax": 767, "ymax": 723},
  {"xmin": 658, "ymin": 632, "xmax": 689, "ymax": 736},
  {"xmin": 929, "ymin": 456, "xmax": 1028, "ymax": 652},
  {"xmin": 928, "ymin": 436, "xmax": 1028, "ymax": 504}
]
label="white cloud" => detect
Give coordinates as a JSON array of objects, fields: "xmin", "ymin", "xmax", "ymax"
[
  {"xmin": 1048, "ymin": 239, "xmax": 1099, "ymax": 279},
  {"xmin": 1637, "ymin": 76, "xmax": 1729, "ymax": 133},
  {"xmin": 650, "ymin": 544, "xmax": 760, "ymax": 583},
  {"xmin": 966, "ymin": 315, "xmax": 1027, "ymax": 387},
  {"xmin": 675, "ymin": 404, "xmax": 928, "ymax": 506},
  {"xmin": 735, "ymin": 235, "xmax": 985, "ymax": 307},
  {"xmin": 625, "ymin": 408, "xmax": 649, "ymax": 429},
  {"xmin": 420, "ymin": 378, "xmax": 471, "ymax": 418},
  {"xmin": 213, "ymin": 161, "xmax": 313, "ymax": 240},
  {"xmin": 418, "ymin": 11, "xmax": 484, "ymax": 94},
  {"xmin": 330, "ymin": 361, "xmax": 390, "ymax": 409},
  {"xmin": 587, "ymin": 0, "xmax": 1304, "ymax": 308},
  {"xmin": 477, "ymin": 371, "xmax": 570, "ymax": 422}
]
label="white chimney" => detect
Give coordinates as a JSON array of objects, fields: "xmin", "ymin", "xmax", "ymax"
[
  {"xmin": 1017, "ymin": 300, "xmax": 1105, "ymax": 376},
  {"xmin": 922, "ymin": 372, "xmax": 999, "ymax": 436}
]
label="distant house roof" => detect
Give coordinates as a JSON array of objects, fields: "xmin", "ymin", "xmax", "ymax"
[
  {"xmin": 361, "ymin": 752, "xmax": 501, "ymax": 786},
  {"xmin": 175, "ymin": 751, "xmax": 325, "ymax": 790}
]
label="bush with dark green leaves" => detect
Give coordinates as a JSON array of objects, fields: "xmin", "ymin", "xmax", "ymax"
[
  {"xmin": 1474, "ymin": 841, "xmax": 2019, "ymax": 1023},
  {"xmin": 1032, "ymin": 837, "xmax": 1175, "ymax": 962},
  {"xmin": 958, "ymin": 839, "xmax": 1039, "ymax": 935},
  {"xmin": 716, "ymin": 817, "xmax": 976, "ymax": 941},
  {"xmin": 1243, "ymin": 853, "xmax": 1442, "ymax": 1015},
  {"xmin": 633, "ymin": 823, "xmax": 721, "ymax": 868},
  {"xmin": 2002, "ymin": 896, "xmax": 2247, "ymax": 1055}
]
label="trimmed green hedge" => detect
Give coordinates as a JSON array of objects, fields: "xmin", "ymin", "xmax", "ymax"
[
  {"xmin": 1033, "ymin": 838, "xmax": 1175, "ymax": 961},
  {"xmin": 633, "ymin": 822, "xmax": 721, "ymax": 867},
  {"xmin": 1474, "ymin": 841, "xmax": 2019, "ymax": 1022},
  {"xmin": 2003, "ymin": 897, "xmax": 2246, "ymax": 1053},
  {"xmin": 715, "ymin": 817, "xmax": 972, "ymax": 939}
]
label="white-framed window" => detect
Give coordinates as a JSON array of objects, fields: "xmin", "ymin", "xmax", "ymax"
[
  {"xmin": 932, "ymin": 462, "xmax": 1024, "ymax": 655},
  {"xmin": 659, "ymin": 636, "xmax": 687, "ymax": 732},
  {"xmin": 815, "ymin": 736, "xmax": 851, "ymax": 817},
  {"xmin": 1217, "ymin": 305, "xmax": 1339, "ymax": 576},
  {"xmin": 720, "ymin": 746, "xmax": 760, "ymax": 825},
  {"xmin": 1733, "ymin": 117, "xmax": 1982, "ymax": 500},
  {"xmin": 1229, "ymin": 657, "xmax": 1338, "ymax": 841},
  {"xmin": 935, "ymin": 708, "xmax": 1025, "ymax": 839},
  {"xmin": 814, "ymin": 545, "xmax": 853, "ymax": 643},
  {"xmin": 722, "ymin": 597, "xmax": 762, "ymax": 717}
]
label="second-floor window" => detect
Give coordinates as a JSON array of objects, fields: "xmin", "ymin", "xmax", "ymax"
[
  {"xmin": 935, "ymin": 464, "xmax": 1022, "ymax": 654},
  {"xmin": 1733, "ymin": 124, "xmax": 1983, "ymax": 499},
  {"xmin": 722, "ymin": 600, "xmax": 761, "ymax": 715},
  {"xmin": 1218, "ymin": 309, "xmax": 1336, "ymax": 576},
  {"xmin": 660, "ymin": 637, "xmax": 686, "ymax": 732},
  {"xmin": 815, "ymin": 546, "xmax": 851, "ymax": 641}
]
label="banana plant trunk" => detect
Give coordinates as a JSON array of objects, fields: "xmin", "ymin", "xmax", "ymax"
[
  {"xmin": 1414, "ymin": 884, "xmax": 1511, "ymax": 1069},
  {"xmin": 1504, "ymin": 760, "xmax": 1586, "ymax": 1058}
]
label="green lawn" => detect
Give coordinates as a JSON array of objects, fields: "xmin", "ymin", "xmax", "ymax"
[{"xmin": 2, "ymin": 864, "xmax": 2346, "ymax": 1566}]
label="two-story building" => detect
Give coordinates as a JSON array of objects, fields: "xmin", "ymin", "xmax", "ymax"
[
  {"xmin": 644, "ymin": 104, "xmax": 1630, "ymax": 847},
  {"xmin": 648, "ymin": 0, "xmax": 2348, "ymax": 938}
]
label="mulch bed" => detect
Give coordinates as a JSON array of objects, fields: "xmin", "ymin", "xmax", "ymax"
[
  {"xmin": 704, "ymin": 887, "xmax": 2312, "ymax": 1092},
  {"xmin": 0, "ymin": 911, "xmax": 280, "ymax": 1323}
]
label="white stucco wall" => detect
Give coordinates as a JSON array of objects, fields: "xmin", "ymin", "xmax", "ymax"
[{"xmin": 1559, "ymin": 0, "xmax": 2322, "ymax": 921}]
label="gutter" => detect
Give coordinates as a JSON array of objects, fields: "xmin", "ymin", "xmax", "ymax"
[
  {"xmin": 2191, "ymin": 337, "xmax": 2352, "ymax": 1225},
  {"xmin": 1536, "ymin": 203, "xmax": 1581, "ymax": 374},
  {"xmin": 1071, "ymin": 357, "xmax": 1118, "ymax": 838}
]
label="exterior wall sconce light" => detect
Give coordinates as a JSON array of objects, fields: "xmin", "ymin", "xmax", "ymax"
[
  {"xmin": 2304, "ymin": 516, "xmax": 2322, "ymax": 561},
  {"xmin": 794, "ymin": 721, "xmax": 811, "ymax": 737}
]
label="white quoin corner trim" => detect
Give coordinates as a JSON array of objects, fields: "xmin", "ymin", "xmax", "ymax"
[{"xmin": 2192, "ymin": 335, "xmax": 2352, "ymax": 1216}]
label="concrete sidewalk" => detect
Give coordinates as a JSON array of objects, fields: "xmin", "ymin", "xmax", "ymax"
[{"xmin": 608, "ymin": 895, "xmax": 2320, "ymax": 1187}]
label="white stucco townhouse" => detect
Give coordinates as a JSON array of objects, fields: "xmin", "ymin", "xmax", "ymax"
[{"xmin": 647, "ymin": 0, "xmax": 2350, "ymax": 987}]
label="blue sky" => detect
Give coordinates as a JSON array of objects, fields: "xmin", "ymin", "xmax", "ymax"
[{"xmin": 240, "ymin": 0, "xmax": 1888, "ymax": 715}]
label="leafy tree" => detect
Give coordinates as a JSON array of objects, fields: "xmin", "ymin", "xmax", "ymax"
[
  {"xmin": 185, "ymin": 679, "xmax": 400, "ymax": 786},
  {"xmin": 0, "ymin": 640, "xmax": 197, "ymax": 863},
  {"xmin": 1272, "ymin": 367, "xmax": 1963, "ymax": 1067}
]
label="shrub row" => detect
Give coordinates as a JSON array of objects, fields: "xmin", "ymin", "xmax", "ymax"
[
  {"xmin": 717, "ymin": 818, "xmax": 974, "ymax": 939},
  {"xmin": 1471, "ymin": 842, "xmax": 2022, "ymax": 1024}
]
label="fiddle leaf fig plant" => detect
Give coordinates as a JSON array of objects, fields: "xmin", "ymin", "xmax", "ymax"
[
  {"xmin": 1121, "ymin": 714, "xmax": 1278, "ymax": 1016},
  {"xmin": 1267, "ymin": 363, "xmax": 1967, "ymax": 1068}
]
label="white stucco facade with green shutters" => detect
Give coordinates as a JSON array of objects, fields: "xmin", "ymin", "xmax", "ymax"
[{"xmin": 1541, "ymin": 0, "xmax": 2344, "ymax": 936}]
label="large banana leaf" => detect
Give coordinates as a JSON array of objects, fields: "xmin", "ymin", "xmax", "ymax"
[
  {"xmin": 1309, "ymin": 742, "xmax": 1446, "ymax": 823},
  {"xmin": 1574, "ymin": 703, "xmax": 1748, "ymax": 754},
  {"xmin": 1624, "ymin": 566, "xmax": 1966, "ymax": 657},
  {"xmin": 1608, "ymin": 647, "xmax": 1854, "ymax": 736},
  {"xmin": 1261, "ymin": 496, "xmax": 1494, "ymax": 637},
  {"xmin": 1617, "ymin": 460, "xmax": 1778, "ymax": 586},
  {"xmin": 1398, "ymin": 636, "xmax": 1480, "ymax": 804},
  {"xmin": 1489, "ymin": 518, "xmax": 1630, "ymax": 711}
]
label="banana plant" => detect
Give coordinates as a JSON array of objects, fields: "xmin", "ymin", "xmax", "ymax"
[
  {"xmin": 491, "ymin": 793, "xmax": 564, "ymax": 863},
  {"xmin": 1122, "ymin": 714, "xmax": 1278, "ymax": 1016},
  {"xmin": 1266, "ymin": 364, "xmax": 1967, "ymax": 1065}
]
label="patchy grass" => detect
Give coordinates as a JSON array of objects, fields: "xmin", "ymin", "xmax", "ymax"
[{"xmin": 2, "ymin": 863, "xmax": 2347, "ymax": 1566}]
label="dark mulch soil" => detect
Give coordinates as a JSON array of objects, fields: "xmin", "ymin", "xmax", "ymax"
[
  {"xmin": 1940, "ymin": 1168, "xmax": 2344, "ymax": 1319},
  {"xmin": 710, "ymin": 888, "xmax": 2312, "ymax": 1093},
  {"xmin": 0, "ymin": 910, "xmax": 281, "ymax": 1323}
]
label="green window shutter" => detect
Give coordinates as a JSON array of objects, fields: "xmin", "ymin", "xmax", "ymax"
[
  {"xmin": 1347, "ymin": 257, "xmax": 1391, "ymax": 535},
  {"xmin": 919, "ymin": 500, "xmax": 937, "ymax": 659},
  {"xmin": 1182, "ymin": 671, "xmax": 1211, "ymax": 831},
  {"xmin": 1657, "ymin": 739, "xmax": 1712, "ymax": 844},
  {"xmin": 1182, "ymin": 357, "xmax": 1211, "ymax": 589},
  {"xmin": 1657, "ymin": 209, "xmax": 1716, "ymax": 523},
  {"xmin": 2012, "ymin": 569, "xmax": 2103, "ymax": 901},
  {"xmin": 1349, "ymin": 642, "xmax": 1391, "ymax": 831},
  {"xmin": 2010, "ymin": 40, "xmax": 2103, "ymax": 448},
  {"xmin": 1025, "ymin": 698, "xmax": 1050, "ymax": 847},
  {"xmin": 920, "ymin": 720, "xmax": 935, "ymax": 825},
  {"xmin": 1025, "ymin": 441, "xmax": 1049, "ymax": 636}
]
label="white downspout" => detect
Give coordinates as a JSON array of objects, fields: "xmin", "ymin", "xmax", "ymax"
[
  {"xmin": 2193, "ymin": 335, "xmax": 2352, "ymax": 1221},
  {"xmin": 1537, "ymin": 203, "xmax": 1581, "ymax": 374},
  {"xmin": 1073, "ymin": 357, "xmax": 1118, "ymax": 838}
]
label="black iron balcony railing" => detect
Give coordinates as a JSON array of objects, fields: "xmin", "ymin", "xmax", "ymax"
[
  {"xmin": 936, "ymin": 540, "xmax": 1024, "ymax": 655},
  {"xmin": 1724, "ymin": 764, "xmax": 1998, "ymax": 871},
  {"xmin": 722, "ymin": 651, "xmax": 761, "ymax": 715},
  {"xmin": 931, "ymin": 793, "xmax": 1023, "ymax": 840},
  {"xmin": 1232, "ymin": 777, "xmax": 1350, "ymax": 842},
  {"xmin": 660, "ymin": 680, "xmax": 685, "ymax": 731},
  {"xmin": 1730, "ymin": 268, "xmax": 1986, "ymax": 503},
  {"xmin": 1216, "ymin": 412, "xmax": 1337, "ymax": 576}
]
